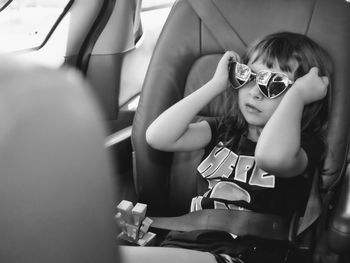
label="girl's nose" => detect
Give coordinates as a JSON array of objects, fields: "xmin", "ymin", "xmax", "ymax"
[{"xmin": 249, "ymin": 83, "xmax": 263, "ymax": 100}]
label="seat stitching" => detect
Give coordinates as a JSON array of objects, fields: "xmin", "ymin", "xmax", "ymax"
[
  {"xmin": 305, "ymin": 0, "xmax": 318, "ymax": 35},
  {"xmin": 211, "ymin": 0, "xmax": 247, "ymax": 47}
]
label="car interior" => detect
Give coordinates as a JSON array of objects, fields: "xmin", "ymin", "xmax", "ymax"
[{"xmin": 1, "ymin": 0, "xmax": 350, "ymax": 262}]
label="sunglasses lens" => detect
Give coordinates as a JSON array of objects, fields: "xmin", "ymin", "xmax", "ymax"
[
  {"xmin": 229, "ymin": 62, "xmax": 251, "ymax": 89},
  {"xmin": 258, "ymin": 84, "xmax": 269, "ymax": 98},
  {"xmin": 268, "ymin": 82, "xmax": 287, "ymax": 98},
  {"xmin": 257, "ymin": 71, "xmax": 290, "ymax": 98},
  {"xmin": 257, "ymin": 71, "xmax": 271, "ymax": 97},
  {"xmin": 236, "ymin": 63, "xmax": 251, "ymax": 82},
  {"xmin": 256, "ymin": 71, "xmax": 271, "ymax": 85},
  {"xmin": 268, "ymin": 74, "xmax": 289, "ymax": 98}
]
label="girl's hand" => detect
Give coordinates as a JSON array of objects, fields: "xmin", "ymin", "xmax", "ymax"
[
  {"xmin": 212, "ymin": 51, "xmax": 240, "ymax": 91},
  {"xmin": 291, "ymin": 67, "xmax": 329, "ymax": 105}
]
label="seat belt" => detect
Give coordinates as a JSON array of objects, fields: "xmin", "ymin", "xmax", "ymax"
[
  {"xmin": 187, "ymin": 0, "xmax": 246, "ymax": 52},
  {"xmin": 150, "ymin": 209, "xmax": 290, "ymax": 240},
  {"xmin": 297, "ymin": 169, "xmax": 322, "ymax": 235}
]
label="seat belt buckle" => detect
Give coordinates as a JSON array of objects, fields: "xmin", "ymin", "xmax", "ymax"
[{"xmin": 115, "ymin": 200, "xmax": 156, "ymax": 246}]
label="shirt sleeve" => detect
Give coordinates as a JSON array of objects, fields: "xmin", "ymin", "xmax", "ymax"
[{"xmin": 201, "ymin": 117, "xmax": 223, "ymax": 152}]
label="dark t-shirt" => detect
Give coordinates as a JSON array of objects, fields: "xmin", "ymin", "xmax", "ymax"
[
  {"xmin": 161, "ymin": 119, "xmax": 324, "ymax": 263},
  {"xmin": 191, "ymin": 118, "xmax": 323, "ymax": 217}
]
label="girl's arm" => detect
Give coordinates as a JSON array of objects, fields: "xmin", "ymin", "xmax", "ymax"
[
  {"xmin": 255, "ymin": 67, "xmax": 329, "ymax": 177},
  {"xmin": 146, "ymin": 51, "xmax": 238, "ymax": 152}
]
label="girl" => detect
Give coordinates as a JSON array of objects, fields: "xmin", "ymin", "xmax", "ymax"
[{"xmin": 121, "ymin": 32, "xmax": 332, "ymax": 263}]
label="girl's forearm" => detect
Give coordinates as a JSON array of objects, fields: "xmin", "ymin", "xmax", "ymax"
[
  {"xmin": 146, "ymin": 79, "xmax": 223, "ymax": 149},
  {"xmin": 255, "ymin": 89, "xmax": 306, "ymax": 176}
]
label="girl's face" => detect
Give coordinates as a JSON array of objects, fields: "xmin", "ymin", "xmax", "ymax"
[{"xmin": 238, "ymin": 58, "xmax": 295, "ymax": 129}]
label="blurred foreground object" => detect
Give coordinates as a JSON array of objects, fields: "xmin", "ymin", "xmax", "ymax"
[{"xmin": 0, "ymin": 56, "xmax": 121, "ymax": 263}]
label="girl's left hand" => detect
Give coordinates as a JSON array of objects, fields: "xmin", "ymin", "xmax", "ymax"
[
  {"xmin": 292, "ymin": 67, "xmax": 329, "ymax": 105},
  {"xmin": 212, "ymin": 51, "xmax": 240, "ymax": 91}
]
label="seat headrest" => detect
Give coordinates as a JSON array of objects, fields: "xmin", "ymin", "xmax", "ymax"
[
  {"xmin": 0, "ymin": 56, "xmax": 120, "ymax": 263},
  {"xmin": 185, "ymin": 54, "xmax": 230, "ymax": 117}
]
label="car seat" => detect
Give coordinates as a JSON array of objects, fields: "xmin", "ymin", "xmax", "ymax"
[
  {"xmin": 0, "ymin": 57, "xmax": 121, "ymax": 263},
  {"xmin": 131, "ymin": 0, "xmax": 350, "ymax": 261}
]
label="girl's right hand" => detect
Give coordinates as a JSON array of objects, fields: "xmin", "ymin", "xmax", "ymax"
[
  {"xmin": 291, "ymin": 67, "xmax": 329, "ymax": 105},
  {"xmin": 212, "ymin": 51, "xmax": 240, "ymax": 91}
]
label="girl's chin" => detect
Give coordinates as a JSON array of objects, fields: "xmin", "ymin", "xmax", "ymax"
[{"xmin": 242, "ymin": 115, "xmax": 267, "ymax": 128}]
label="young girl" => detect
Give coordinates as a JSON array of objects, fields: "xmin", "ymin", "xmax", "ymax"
[{"xmin": 121, "ymin": 32, "xmax": 332, "ymax": 263}]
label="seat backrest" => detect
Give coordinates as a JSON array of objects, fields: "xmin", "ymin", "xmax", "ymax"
[
  {"xmin": 132, "ymin": 0, "xmax": 350, "ymax": 216},
  {"xmin": 0, "ymin": 57, "xmax": 120, "ymax": 263}
]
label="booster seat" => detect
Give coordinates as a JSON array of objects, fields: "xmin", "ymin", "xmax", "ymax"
[{"xmin": 131, "ymin": 0, "xmax": 350, "ymax": 261}]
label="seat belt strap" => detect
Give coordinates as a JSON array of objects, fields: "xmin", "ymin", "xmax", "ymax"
[
  {"xmin": 150, "ymin": 209, "xmax": 290, "ymax": 240},
  {"xmin": 297, "ymin": 170, "xmax": 322, "ymax": 235},
  {"xmin": 187, "ymin": 0, "xmax": 246, "ymax": 52}
]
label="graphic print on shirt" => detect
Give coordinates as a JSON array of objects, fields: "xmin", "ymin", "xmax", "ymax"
[{"xmin": 197, "ymin": 143, "xmax": 275, "ymax": 204}]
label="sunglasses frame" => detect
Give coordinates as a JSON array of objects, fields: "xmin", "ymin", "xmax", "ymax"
[{"xmin": 229, "ymin": 61, "xmax": 294, "ymax": 99}]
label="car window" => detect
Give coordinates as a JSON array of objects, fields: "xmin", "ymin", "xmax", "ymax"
[
  {"xmin": 119, "ymin": 0, "xmax": 176, "ymax": 111},
  {"xmin": 142, "ymin": 0, "xmax": 176, "ymax": 11},
  {"xmin": 0, "ymin": 0, "xmax": 72, "ymax": 53}
]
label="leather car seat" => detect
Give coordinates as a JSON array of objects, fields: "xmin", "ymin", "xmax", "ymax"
[
  {"xmin": 131, "ymin": 0, "xmax": 350, "ymax": 259},
  {"xmin": 0, "ymin": 56, "xmax": 121, "ymax": 263}
]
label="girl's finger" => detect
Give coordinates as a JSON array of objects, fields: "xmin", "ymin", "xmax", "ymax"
[
  {"xmin": 226, "ymin": 51, "xmax": 240, "ymax": 61},
  {"xmin": 309, "ymin": 67, "xmax": 319, "ymax": 75},
  {"xmin": 321, "ymin": 76, "xmax": 329, "ymax": 86}
]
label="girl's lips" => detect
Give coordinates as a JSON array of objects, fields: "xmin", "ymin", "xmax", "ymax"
[{"xmin": 245, "ymin": 102, "xmax": 261, "ymax": 113}]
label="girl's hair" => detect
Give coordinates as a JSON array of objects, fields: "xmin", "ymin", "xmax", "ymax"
[{"xmin": 219, "ymin": 32, "xmax": 333, "ymax": 149}]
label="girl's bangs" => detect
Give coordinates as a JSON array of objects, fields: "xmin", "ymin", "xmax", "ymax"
[{"xmin": 247, "ymin": 40, "xmax": 296, "ymax": 74}]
